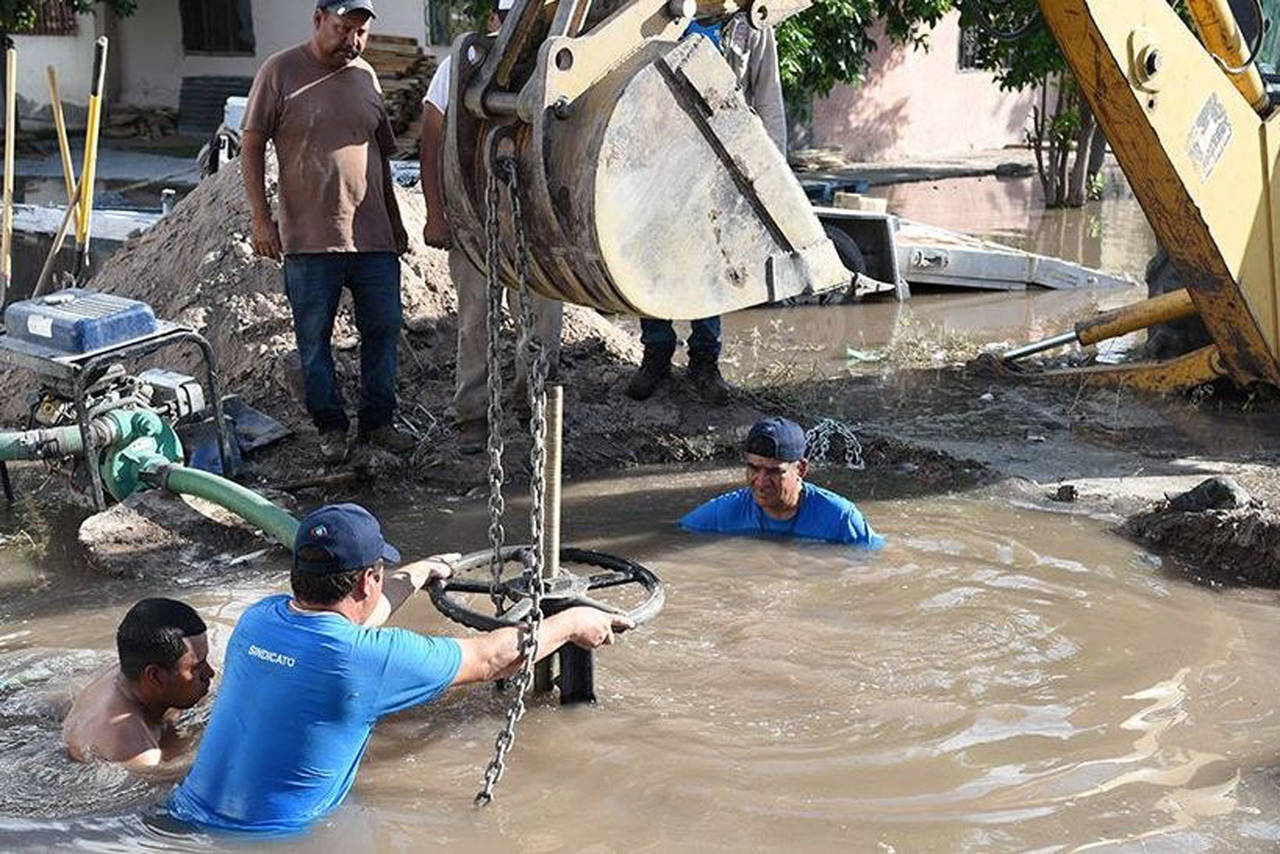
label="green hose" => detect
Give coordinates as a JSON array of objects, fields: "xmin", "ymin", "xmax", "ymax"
[
  {"xmin": 0, "ymin": 424, "xmax": 88, "ymax": 462},
  {"xmin": 158, "ymin": 465, "xmax": 299, "ymax": 549},
  {"xmin": 1, "ymin": 412, "xmax": 298, "ymax": 552}
]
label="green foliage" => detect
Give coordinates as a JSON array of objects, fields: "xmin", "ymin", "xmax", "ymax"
[
  {"xmin": 1, "ymin": 0, "xmax": 136, "ymax": 37},
  {"xmin": 1086, "ymin": 171, "xmax": 1107, "ymax": 201},
  {"xmin": 953, "ymin": 0, "xmax": 1059, "ymax": 91},
  {"xmin": 777, "ymin": 0, "xmax": 951, "ymax": 103},
  {"xmin": 461, "ymin": 0, "xmax": 489, "ymax": 31},
  {"xmin": 955, "ymin": 0, "xmax": 1193, "ymax": 92}
]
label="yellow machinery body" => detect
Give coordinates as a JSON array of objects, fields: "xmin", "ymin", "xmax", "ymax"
[
  {"xmin": 1021, "ymin": 0, "xmax": 1280, "ymax": 392},
  {"xmin": 440, "ymin": 0, "xmax": 850, "ymax": 319}
]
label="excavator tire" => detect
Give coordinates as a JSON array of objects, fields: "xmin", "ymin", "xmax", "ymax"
[
  {"xmin": 825, "ymin": 224, "xmax": 868, "ymax": 279},
  {"xmin": 1143, "ymin": 247, "xmax": 1211, "ymax": 360},
  {"xmin": 775, "ymin": 225, "xmax": 867, "ymax": 307}
]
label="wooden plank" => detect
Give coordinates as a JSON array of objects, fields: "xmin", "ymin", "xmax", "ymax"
[
  {"xmin": 379, "ymin": 79, "xmax": 418, "ymax": 93},
  {"xmin": 367, "ymin": 40, "xmax": 421, "ymax": 56},
  {"xmin": 365, "ymin": 50, "xmax": 419, "ymax": 69},
  {"xmin": 370, "ymin": 34, "xmax": 419, "ymax": 47}
]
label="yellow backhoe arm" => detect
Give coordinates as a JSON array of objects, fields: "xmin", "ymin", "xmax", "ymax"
[{"xmin": 1015, "ymin": 0, "xmax": 1280, "ymax": 390}]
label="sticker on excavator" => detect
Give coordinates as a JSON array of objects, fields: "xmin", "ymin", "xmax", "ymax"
[{"xmin": 1187, "ymin": 92, "xmax": 1232, "ymax": 183}]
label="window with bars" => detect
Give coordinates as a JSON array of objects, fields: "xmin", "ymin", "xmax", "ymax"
[
  {"xmin": 957, "ymin": 23, "xmax": 980, "ymax": 72},
  {"xmin": 16, "ymin": 1, "xmax": 80, "ymax": 36},
  {"xmin": 178, "ymin": 0, "xmax": 256, "ymax": 55}
]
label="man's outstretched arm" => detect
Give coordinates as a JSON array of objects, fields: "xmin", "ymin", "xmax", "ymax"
[{"xmin": 453, "ymin": 607, "xmax": 633, "ymax": 685}]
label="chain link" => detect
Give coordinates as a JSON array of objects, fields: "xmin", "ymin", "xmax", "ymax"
[
  {"xmin": 474, "ymin": 153, "xmax": 550, "ymax": 808},
  {"xmin": 483, "ymin": 161, "xmax": 507, "ymax": 616},
  {"xmin": 805, "ymin": 418, "xmax": 866, "ymax": 471}
]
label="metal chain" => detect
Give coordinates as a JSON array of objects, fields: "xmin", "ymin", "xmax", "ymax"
[
  {"xmin": 474, "ymin": 155, "xmax": 549, "ymax": 807},
  {"xmin": 483, "ymin": 160, "xmax": 507, "ymax": 616},
  {"xmin": 805, "ymin": 418, "xmax": 866, "ymax": 471}
]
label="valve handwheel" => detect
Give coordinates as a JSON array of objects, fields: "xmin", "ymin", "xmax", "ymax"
[{"xmin": 429, "ymin": 546, "xmax": 665, "ymax": 631}]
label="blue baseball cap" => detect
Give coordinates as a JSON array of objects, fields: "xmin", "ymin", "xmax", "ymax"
[
  {"xmin": 294, "ymin": 503, "xmax": 400, "ymax": 574},
  {"xmin": 744, "ymin": 417, "xmax": 807, "ymax": 462}
]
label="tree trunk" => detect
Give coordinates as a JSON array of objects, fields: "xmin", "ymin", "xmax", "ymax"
[
  {"xmin": 1048, "ymin": 81, "xmax": 1068, "ymax": 206},
  {"xmin": 1031, "ymin": 83, "xmax": 1051, "ymax": 201},
  {"xmin": 1066, "ymin": 101, "xmax": 1097, "ymax": 207},
  {"xmin": 1086, "ymin": 122, "xmax": 1107, "ymax": 182}
]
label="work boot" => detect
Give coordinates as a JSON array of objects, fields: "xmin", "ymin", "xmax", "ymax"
[
  {"xmin": 318, "ymin": 428, "xmax": 349, "ymax": 464},
  {"xmin": 358, "ymin": 425, "xmax": 418, "ymax": 454},
  {"xmin": 456, "ymin": 418, "xmax": 488, "ymax": 455},
  {"xmin": 687, "ymin": 352, "xmax": 732, "ymax": 405},
  {"xmin": 625, "ymin": 344, "xmax": 675, "ymax": 401}
]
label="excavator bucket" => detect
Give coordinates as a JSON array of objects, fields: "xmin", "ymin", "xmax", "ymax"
[{"xmin": 441, "ymin": 0, "xmax": 849, "ymax": 319}]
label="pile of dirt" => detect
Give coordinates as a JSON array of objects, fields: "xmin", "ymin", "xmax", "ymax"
[
  {"xmin": 0, "ymin": 156, "xmax": 769, "ymax": 492},
  {"xmin": 1122, "ymin": 476, "xmax": 1280, "ymax": 587}
]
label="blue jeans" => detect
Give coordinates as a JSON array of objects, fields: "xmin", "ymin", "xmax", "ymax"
[
  {"xmin": 640, "ymin": 316, "xmax": 722, "ymax": 358},
  {"xmin": 283, "ymin": 252, "xmax": 401, "ymax": 433}
]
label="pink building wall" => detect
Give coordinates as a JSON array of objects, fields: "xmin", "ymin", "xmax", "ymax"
[{"xmin": 810, "ymin": 13, "xmax": 1036, "ymax": 161}]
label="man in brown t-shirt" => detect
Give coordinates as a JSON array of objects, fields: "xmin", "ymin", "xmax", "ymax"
[{"xmin": 242, "ymin": 0, "xmax": 414, "ymax": 464}]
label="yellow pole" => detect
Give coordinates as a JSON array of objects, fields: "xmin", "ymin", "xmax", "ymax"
[
  {"xmin": 1074, "ymin": 288, "xmax": 1199, "ymax": 346},
  {"xmin": 1002, "ymin": 289, "xmax": 1200, "ymax": 362},
  {"xmin": 1186, "ymin": 0, "xmax": 1270, "ymax": 113},
  {"xmin": 2, "ymin": 47, "xmax": 16, "ymax": 305},
  {"xmin": 45, "ymin": 65, "xmax": 81, "ymax": 235},
  {"xmin": 75, "ymin": 36, "xmax": 108, "ymax": 276}
]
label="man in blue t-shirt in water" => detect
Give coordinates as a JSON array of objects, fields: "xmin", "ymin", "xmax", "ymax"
[
  {"xmin": 167, "ymin": 504, "xmax": 629, "ymax": 835},
  {"xmin": 681, "ymin": 417, "xmax": 884, "ymax": 547}
]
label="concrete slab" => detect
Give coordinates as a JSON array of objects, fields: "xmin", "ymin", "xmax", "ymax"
[
  {"xmin": 15, "ymin": 142, "xmax": 199, "ymax": 186},
  {"xmin": 792, "ymin": 146, "xmax": 1039, "ymax": 187}
]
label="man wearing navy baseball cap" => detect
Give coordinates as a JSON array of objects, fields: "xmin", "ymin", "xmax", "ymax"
[
  {"xmin": 680, "ymin": 417, "xmax": 883, "ymax": 546},
  {"xmin": 168, "ymin": 503, "xmax": 629, "ymax": 834},
  {"xmin": 317, "ymin": 0, "xmax": 376, "ymax": 18}
]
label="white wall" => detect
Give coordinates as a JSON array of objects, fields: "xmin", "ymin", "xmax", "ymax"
[
  {"xmin": 372, "ymin": 0, "xmax": 428, "ymax": 43},
  {"xmin": 115, "ymin": 0, "xmax": 427, "ymax": 109},
  {"xmin": 9, "ymin": 17, "xmax": 98, "ymax": 127}
]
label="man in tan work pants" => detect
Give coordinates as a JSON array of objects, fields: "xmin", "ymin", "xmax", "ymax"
[
  {"xmin": 419, "ymin": 0, "xmax": 561, "ymax": 454},
  {"xmin": 447, "ymin": 246, "xmax": 561, "ymax": 452}
]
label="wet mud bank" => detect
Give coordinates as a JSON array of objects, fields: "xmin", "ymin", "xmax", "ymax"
[
  {"xmin": 1123, "ymin": 477, "xmax": 1280, "ymax": 588},
  {"xmin": 804, "ymin": 366, "xmax": 1280, "ymax": 584}
]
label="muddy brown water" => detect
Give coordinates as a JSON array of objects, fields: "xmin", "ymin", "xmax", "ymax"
[
  {"xmin": 4, "ymin": 175, "xmax": 1278, "ymax": 851},
  {"xmin": 4, "ymin": 464, "xmax": 1280, "ymax": 853},
  {"xmin": 724, "ymin": 171, "xmax": 1159, "ymax": 383}
]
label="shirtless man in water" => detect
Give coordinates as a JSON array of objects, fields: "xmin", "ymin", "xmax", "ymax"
[{"xmin": 62, "ymin": 598, "xmax": 215, "ymax": 772}]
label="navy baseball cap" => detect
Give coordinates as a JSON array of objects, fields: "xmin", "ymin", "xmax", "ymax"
[
  {"xmin": 744, "ymin": 417, "xmax": 807, "ymax": 462},
  {"xmin": 317, "ymin": 0, "xmax": 376, "ymax": 18},
  {"xmin": 294, "ymin": 503, "xmax": 400, "ymax": 574}
]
